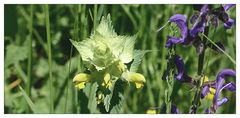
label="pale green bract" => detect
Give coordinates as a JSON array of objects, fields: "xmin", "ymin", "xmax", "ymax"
[{"xmin": 70, "ymin": 14, "xmax": 135, "ymax": 71}]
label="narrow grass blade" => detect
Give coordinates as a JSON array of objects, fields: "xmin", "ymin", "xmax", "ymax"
[
  {"xmin": 202, "ymin": 33, "xmax": 236, "ymax": 64},
  {"xmin": 26, "ymin": 5, "xmax": 34, "ymax": 113},
  {"xmin": 44, "ymin": 4, "xmax": 54, "ymax": 113},
  {"xmin": 18, "ymin": 85, "xmax": 38, "ymax": 113}
]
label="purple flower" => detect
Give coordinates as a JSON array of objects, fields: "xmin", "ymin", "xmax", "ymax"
[
  {"xmin": 223, "ymin": 4, "xmax": 235, "ymax": 11},
  {"xmin": 175, "ymin": 55, "xmax": 184, "ymax": 80},
  {"xmin": 201, "ymin": 69, "xmax": 236, "ymax": 113},
  {"xmin": 224, "ymin": 18, "xmax": 234, "ymax": 29},
  {"xmin": 171, "ymin": 105, "xmax": 180, "ymax": 114},
  {"xmin": 162, "ymin": 55, "xmax": 184, "ymax": 81},
  {"xmin": 213, "ymin": 69, "xmax": 236, "ymax": 109},
  {"xmin": 223, "ymin": 4, "xmax": 235, "ymax": 29},
  {"xmin": 165, "ymin": 14, "xmax": 188, "ymax": 47},
  {"xmin": 190, "ymin": 5, "xmax": 208, "ymax": 37}
]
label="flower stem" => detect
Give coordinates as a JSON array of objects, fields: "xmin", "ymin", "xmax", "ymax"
[
  {"xmin": 165, "ymin": 47, "xmax": 175, "ymax": 113},
  {"xmin": 44, "ymin": 4, "xmax": 54, "ymax": 113},
  {"xmin": 190, "ymin": 26, "xmax": 209, "ymax": 113}
]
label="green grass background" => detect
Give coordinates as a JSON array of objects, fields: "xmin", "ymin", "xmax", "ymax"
[{"xmin": 4, "ymin": 4, "xmax": 236, "ymax": 114}]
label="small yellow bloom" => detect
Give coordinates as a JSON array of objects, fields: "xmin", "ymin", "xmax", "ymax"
[
  {"xmin": 102, "ymin": 72, "xmax": 112, "ymax": 89},
  {"xmin": 202, "ymin": 75, "xmax": 209, "ymax": 83},
  {"xmin": 146, "ymin": 109, "xmax": 157, "ymax": 114},
  {"xmin": 201, "ymin": 75, "xmax": 216, "ymax": 101},
  {"xmin": 128, "ymin": 72, "xmax": 146, "ymax": 89},
  {"xmin": 73, "ymin": 73, "xmax": 91, "ymax": 89},
  {"xmin": 206, "ymin": 87, "xmax": 216, "ymax": 101},
  {"xmin": 97, "ymin": 92, "xmax": 104, "ymax": 104},
  {"xmin": 117, "ymin": 61, "xmax": 126, "ymax": 73}
]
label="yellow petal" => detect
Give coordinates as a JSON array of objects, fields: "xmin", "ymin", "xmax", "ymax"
[
  {"xmin": 206, "ymin": 87, "xmax": 216, "ymax": 101},
  {"xmin": 146, "ymin": 109, "xmax": 157, "ymax": 114},
  {"xmin": 128, "ymin": 72, "xmax": 146, "ymax": 89},
  {"xmin": 203, "ymin": 75, "xmax": 209, "ymax": 83},
  {"xmin": 106, "ymin": 82, "xmax": 112, "ymax": 88},
  {"xmin": 75, "ymin": 82, "xmax": 86, "ymax": 89},
  {"xmin": 73, "ymin": 73, "xmax": 91, "ymax": 90},
  {"xmin": 101, "ymin": 72, "xmax": 112, "ymax": 89},
  {"xmin": 104, "ymin": 73, "xmax": 110, "ymax": 83},
  {"xmin": 73, "ymin": 73, "xmax": 91, "ymax": 83},
  {"xmin": 135, "ymin": 82, "xmax": 144, "ymax": 89},
  {"xmin": 117, "ymin": 61, "xmax": 126, "ymax": 72},
  {"xmin": 128, "ymin": 73, "xmax": 146, "ymax": 83},
  {"xmin": 97, "ymin": 92, "xmax": 104, "ymax": 104}
]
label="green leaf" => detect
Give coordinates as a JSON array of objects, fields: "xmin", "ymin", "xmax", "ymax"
[
  {"xmin": 18, "ymin": 85, "xmax": 38, "ymax": 113},
  {"xmin": 119, "ymin": 35, "xmax": 136, "ymax": 63},
  {"xmin": 103, "ymin": 80, "xmax": 116, "ymax": 112},
  {"xmin": 130, "ymin": 50, "xmax": 151, "ymax": 72},
  {"xmin": 5, "ymin": 43, "xmax": 28, "ymax": 67},
  {"xmin": 109, "ymin": 79, "xmax": 125, "ymax": 113},
  {"xmin": 95, "ymin": 14, "xmax": 117, "ymax": 37},
  {"xmin": 70, "ymin": 39, "xmax": 94, "ymax": 62},
  {"xmin": 110, "ymin": 93, "xmax": 124, "ymax": 113},
  {"xmin": 83, "ymin": 82, "xmax": 98, "ymax": 113}
]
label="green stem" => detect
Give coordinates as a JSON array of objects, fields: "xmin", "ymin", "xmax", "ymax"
[
  {"xmin": 64, "ymin": 45, "xmax": 73, "ymax": 113},
  {"xmin": 190, "ymin": 26, "xmax": 209, "ymax": 113},
  {"xmin": 26, "ymin": 5, "xmax": 33, "ymax": 113},
  {"xmin": 165, "ymin": 47, "xmax": 175, "ymax": 114},
  {"xmin": 93, "ymin": 4, "xmax": 98, "ymax": 30},
  {"xmin": 44, "ymin": 4, "xmax": 54, "ymax": 113}
]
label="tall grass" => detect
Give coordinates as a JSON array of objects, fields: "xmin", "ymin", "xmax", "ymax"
[
  {"xmin": 44, "ymin": 4, "xmax": 54, "ymax": 113},
  {"xmin": 26, "ymin": 4, "xmax": 33, "ymax": 113}
]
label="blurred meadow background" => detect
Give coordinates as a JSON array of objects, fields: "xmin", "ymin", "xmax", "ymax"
[{"xmin": 4, "ymin": 4, "xmax": 236, "ymax": 114}]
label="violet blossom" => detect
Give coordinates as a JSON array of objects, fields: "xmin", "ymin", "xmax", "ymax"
[{"xmin": 201, "ymin": 69, "xmax": 236, "ymax": 113}]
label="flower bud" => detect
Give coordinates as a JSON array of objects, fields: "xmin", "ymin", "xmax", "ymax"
[{"xmin": 73, "ymin": 73, "xmax": 91, "ymax": 89}]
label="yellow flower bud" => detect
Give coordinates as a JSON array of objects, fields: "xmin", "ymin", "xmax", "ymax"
[
  {"xmin": 146, "ymin": 109, "xmax": 157, "ymax": 114},
  {"xmin": 102, "ymin": 72, "xmax": 112, "ymax": 89},
  {"xmin": 73, "ymin": 73, "xmax": 91, "ymax": 89},
  {"xmin": 128, "ymin": 72, "xmax": 146, "ymax": 89},
  {"xmin": 203, "ymin": 75, "xmax": 209, "ymax": 83},
  {"xmin": 97, "ymin": 92, "xmax": 104, "ymax": 104},
  {"xmin": 206, "ymin": 87, "xmax": 216, "ymax": 101},
  {"xmin": 117, "ymin": 61, "xmax": 126, "ymax": 73}
]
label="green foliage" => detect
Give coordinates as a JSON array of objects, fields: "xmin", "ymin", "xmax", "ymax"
[
  {"xmin": 18, "ymin": 86, "xmax": 38, "ymax": 113},
  {"xmin": 83, "ymin": 83, "xmax": 98, "ymax": 113},
  {"xmin": 5, "ymin": 41, "xmax": 28, "ymax": 67},
  {"xmin": 130, "ymin": 50, "xmax": 151, "ymax": 72}
]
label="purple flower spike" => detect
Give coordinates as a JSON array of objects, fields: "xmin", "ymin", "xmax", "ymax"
[
  {"xmin": 175, "ymin": 55, "xmax": 184, "ymax": 81},
  {"xmin": 217, "ymin": 97, "xmax": 228, "ymax": 106},
  {"xmin": 221, "ymin": 82, "xmax": 236, "ymax": 91},
  {"xmin": 217, "ymin": 69, "xmax": 236, "ymax": 81},
  {"xmin": 213, "ymin": 69, "xmax": 236, "ymax": 110},
  {"xmin": 200, "ymin": 4, "xmax": 209, "ymax": 13},
  {"xmin": 165, "ymin": 14, "xmax": 188, "ymax": 47},
  {"xmin": 205, "ymin": 108, "xmax": 211, "ymax": 114},
  {"xmin": 223, "ymin": 4, "xmax": 235, "ymax": 29},
  {"xmin": 190, "ymin": 5, "xmax": 208, "ymax": 37},
  {"xmin": 223, "ymin": 4, "xmax": 235, "ymax": 11},
  {"xmin": 224, "ymin": 18, "xmax": 234, "ymax": 29},
  {"xmin": 171, "ymin": 105, "xmax": 180, "ymax": 114},
  {"xmin": 201, "ymin": 85, "xmax": 209, "ymax": 98}
]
